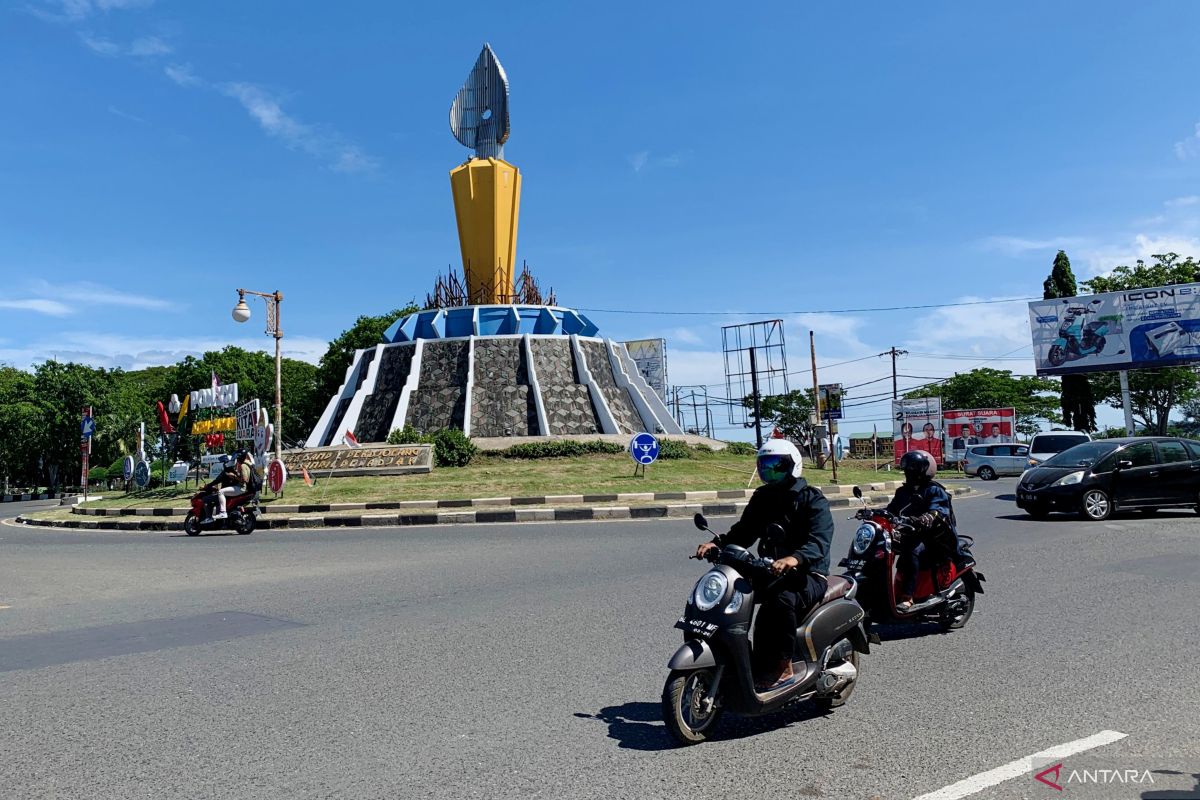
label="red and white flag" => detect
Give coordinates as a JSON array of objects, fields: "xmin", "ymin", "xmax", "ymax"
[
  {"xmin": 343, "ymin": 430, "xmax": 360, "ymax": 448},
  {"xmin": 301, "ymin": 466, "xmax": 314, "ymax": 487}
]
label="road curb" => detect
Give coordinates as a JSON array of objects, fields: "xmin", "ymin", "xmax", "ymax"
[{"xmin": 15, "ymin": 486, "xmax": 975, "ymax": 532}]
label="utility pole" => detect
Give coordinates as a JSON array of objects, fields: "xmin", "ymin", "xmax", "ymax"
[
  {"xmin": 749, "ymin": 347, "xmax": 763, "ymax": 449},
  {"xmin": 881, "ymin": 347, "xmax": 909, "ymax": 399},
  {"xmin": 810, "ymin": 332, "xmax": 837, "ymax": 482}
]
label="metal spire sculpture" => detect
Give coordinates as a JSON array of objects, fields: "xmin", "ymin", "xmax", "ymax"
[{"xmin": 449, "ymin": 43, "xmax": 511, "ymax": 160}]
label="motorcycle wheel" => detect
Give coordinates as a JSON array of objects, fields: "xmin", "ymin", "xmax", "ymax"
[
  {"xmin": 662, "ymin": 668, "xmax": 724, "ymax": 745},
  {"xmin": 939, "ymin": 590, "xmax": 975, "ymax": 631},
  {"xmin": 1047, "ymin": 344, "xmax": 1066, "ymax": 367},
  {"xmin": 183, "ymin": 513, "xmax": 201, "ymax": 537},
  {"xmin": 235, "ymin": 513, "xmax": 256, "ymax": 535},
  {"xmin": 814, "ymin": 642, "xmax": 860, "ymax": 711}
]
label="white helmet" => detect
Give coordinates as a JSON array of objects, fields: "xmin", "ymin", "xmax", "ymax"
[{"xmin": 756, "ymin": 438, "xmax": 803, "ymax": 484}]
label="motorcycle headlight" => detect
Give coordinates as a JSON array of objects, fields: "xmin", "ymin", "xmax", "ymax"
[
  {"xmin": 852, "ymin": 523, "xmax": 876, "ymax": 555},
  {"xmin": 724, "ymin": 590, "xmax": 745, "ymax": 615},
  {"xmin": 693, "ymin": 571, "xmax": 728, "ymax": 611},
  {"xmin": 1052, "ymin": 470, "xmax": 1085, "ymax": 487}
]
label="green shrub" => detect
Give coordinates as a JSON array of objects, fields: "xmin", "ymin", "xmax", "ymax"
[
  {"xmin": 724, "ymin": 441, "xmax": 757, "ymax": 456},
  {"xmin": 657, "ymin": 439, "xmax": 692, "ymax": 459},
  {"xmin": 386, "ymin": 425, "xmax": 430, "ymax": 445},
  {"xmin": 87, "ymin": 467, "xmax": 108, "ymax": 483},
  {"xmin": 694, "ymin": 443, "xmax": 713, "ymax": 453},
  {"xmin": 500, "ymin": 440, "xmax": 624, "ymax": 459},
  {"xmin": 429, "ymin": 428, "xmax": 477, "ymax": 467}
]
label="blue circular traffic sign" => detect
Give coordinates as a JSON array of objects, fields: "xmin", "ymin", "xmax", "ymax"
[
  {"xmin": 133, "ymin": 460, "xmax": 151, "ymax": 489},
  {"xmin": 629, "ymin": 433, "xmax": 660, "ymax": 465},
  {"xmin": 122, "ymin": 456, "xmax": 134, "ymax": 481}
]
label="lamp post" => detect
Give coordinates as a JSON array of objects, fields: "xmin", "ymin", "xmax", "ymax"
[{"xmin": 232, "ymin": 288, "xmax": 283, "ymax": 464}]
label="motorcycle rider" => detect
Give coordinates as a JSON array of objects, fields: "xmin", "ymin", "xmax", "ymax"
[
  {"xmin": 203, "ymin": 451, "xmax": 253, "ymax": 521},
  {"xmin": 888, "ymin": 450, "xmax": 974, "ymax": 611},
  {"xmin": 695, "ymin": 439, "xmax": 834, "ymax": 691}
]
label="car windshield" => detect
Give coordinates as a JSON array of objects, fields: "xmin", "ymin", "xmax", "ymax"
[
  {"xmin": 1041, "ymin": 441, "xmax": 1116, "ymax": 467},
  {"xmin": 1032, "ymin": 435, "xmax": 1089, "ymax": 454}
]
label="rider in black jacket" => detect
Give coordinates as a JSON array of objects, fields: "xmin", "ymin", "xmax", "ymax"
[
  {"xmin": 696, "ymin": 438, "xmax": 834, "ymax": 690},
  {"xmin": 888, "ymin": 450, "xmax": 974, "ymax": 610}
]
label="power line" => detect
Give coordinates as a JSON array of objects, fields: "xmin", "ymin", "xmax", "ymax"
[{"xmin": 578, "ymin": 296, "xmax": 1036, "ymax": 317}]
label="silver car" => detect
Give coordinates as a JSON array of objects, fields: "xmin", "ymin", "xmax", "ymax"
[{"xmin": 962, "ymin": 443, "xmax": 1030, "ymax": 480}]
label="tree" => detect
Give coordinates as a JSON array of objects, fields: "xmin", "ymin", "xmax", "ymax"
[
  {"xmin": 0, "ymin": 367, "xmax": 43, "ymax": 491},
  {"xmin": 905, "ymin": 368, "xmax": 1061, "ymax": 438},
  {"xmin": 314, "ymin": 305, "xmax": 419, "ymax": 406},
  {"xmin": 1080, "ymin": 252, "xmax": 1200, "ymax": 435},
  {"xmin": 1042, "ymin": 250, "xmax": 1096, "ymax": 431}
]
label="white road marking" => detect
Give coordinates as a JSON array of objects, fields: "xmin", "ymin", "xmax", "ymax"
[{"xmin": 910, "ymin": 729, "xmax": 1128, "ymax": 800}]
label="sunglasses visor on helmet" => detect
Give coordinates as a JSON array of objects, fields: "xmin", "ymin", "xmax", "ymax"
[{"xmin": 757, "ymin": 453, "xmax": 793, "ymax": 483}]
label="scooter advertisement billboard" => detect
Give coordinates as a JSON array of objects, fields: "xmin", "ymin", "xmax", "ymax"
[
  {"xmin": 1027, "ymin": 282, "xmax": 1200, "ymax": 376},
  {"xmin": 943, "ymin": 408, "xmax": 1016, "ymax": 465},
  {"xmin": 892, "ymin": 397, "xmax": 942, "ymax": 465}
]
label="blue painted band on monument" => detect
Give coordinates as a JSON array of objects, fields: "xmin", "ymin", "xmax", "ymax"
[{"xmin": 630, "ymin": 433, "xmax": 660, "ymax": 465}]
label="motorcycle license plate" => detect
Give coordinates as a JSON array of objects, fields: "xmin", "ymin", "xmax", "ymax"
[
  {"xmin": 842, "ymin": 557, "xmax": 865, "ymax": 570},
  {"xmin": 675, "ymin": 616, "xmax": 717, "ymax": 638}
]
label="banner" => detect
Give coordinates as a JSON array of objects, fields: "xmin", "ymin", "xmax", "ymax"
[
  {"xmin": 818, "ymin": 383, "xmax": 843, "ymax": 420},
  {"xmin": 943, "ymin": 407, "xmax": 1016, "ymax": 464},
  {"xmin": 235, "ymin": 399, "xmax": 261, "ymax": 441},
  {"xmin": 192, "ymin": 417, "xmax": 236, "ymax": 434},
  {"xmin": 892, "ymin": 398, "xmax": 942, "ymax": 465},
  {"xmin": 190, "ymin": 382, "xmax": 239, "ymax": 410},
  {"xmin": 1028, "ymin": 282, "xmax": 1200, "ymax": 376},
  {"xmin": 623, "ymin": 339, "xmax": 667, "ymax": 401}
]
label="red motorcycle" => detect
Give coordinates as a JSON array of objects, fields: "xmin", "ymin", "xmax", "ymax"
[
  {"xmin": 184, "ymin": 485, "xmax": 259, "ymax": 536},
  {"xmin": 838, "ymin": 487, "xmax": 983, "ymax": 634}
]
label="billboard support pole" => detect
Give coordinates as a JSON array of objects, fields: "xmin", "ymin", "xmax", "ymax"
[
  {"xmin": 748, "ymin": 347, "xmax": 763, "ymax": 449},
  {"xmin": 809, "ymin": 332, "xmax": 821, "ymax": 468},
  {"xmin": 1119, "ymin": 370, "xmax": 1135, "ymax": 435}
]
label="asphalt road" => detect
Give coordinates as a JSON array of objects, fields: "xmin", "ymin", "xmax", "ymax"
[{"xmin": 1, "ymin": 481, "xmax": 1198, "ymax": 799}]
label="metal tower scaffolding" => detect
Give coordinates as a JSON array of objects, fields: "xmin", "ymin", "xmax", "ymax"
[{"xmin": 722, "ymin": 319, "xmax": 790, "ymax": 428}]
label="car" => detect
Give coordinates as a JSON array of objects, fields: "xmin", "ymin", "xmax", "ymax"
[
  {"xmin": 1026, "ymin": 430, "xmax": 1092, "ymax": 468},
  {"xmin": 1015, "ymin": 436, "xmax": 1200, "ymax": 520},
  {"xmin": 962, "ymin": 443, "xmax": 1030, "ymax": 480}
]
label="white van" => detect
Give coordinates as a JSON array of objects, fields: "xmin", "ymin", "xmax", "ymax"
[{"xmin": 1026, "ymin": 430, "xmax": 1092, "ymax": 468}]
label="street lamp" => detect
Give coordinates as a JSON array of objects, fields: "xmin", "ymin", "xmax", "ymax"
[{"xmin": 231, "ymin": 288, "xmax": 284, "ymax": 464}]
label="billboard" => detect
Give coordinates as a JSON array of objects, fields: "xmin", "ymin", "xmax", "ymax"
[
  {"xmin": 1028, "ymin": 283, "xmax": 1200, "ymax": 376},
  {"xmin": 623, "ymin": 338, "xmax": 668, "ymax": 401},
  {"xmin": 818, "ymin": 383, "xmax": 843, "ymax": 420},
  {"xmin": 943, "ymin": 407, "xmax": 1016, "ymax": 464},
  {"xmin": 892, "ymin": 398, "xmax": 942, "ymax": 465}
]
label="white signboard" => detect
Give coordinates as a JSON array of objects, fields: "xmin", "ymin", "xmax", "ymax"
[
  {"xmin": 167, "ymin": 462, "xmax": 190, "ymax": 483},
  {"xmin": 1028, "ymin": 283, "xmax": 1200, "ymax": 375},
  {"xmin": 623, "ymin": 338, "xmax": 667, "ymax": 401},
  {"xmin": 235, "ymin": 399, "xmax": 261, "ymax": 441},
  {"xmin": 190, "ymin": 383, "xmax": 240, "ymax": 410}
]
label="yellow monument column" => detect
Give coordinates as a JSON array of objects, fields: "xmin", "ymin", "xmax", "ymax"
[
  {"xmin": 449, "ymin": 44, "xmax": 521, "ymax": 305},
  {"xmin": 450, "ymin": 156, "xmax": 521, "ymax": 305}
]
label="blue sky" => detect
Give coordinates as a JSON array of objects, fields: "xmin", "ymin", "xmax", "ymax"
[{"xmin": 3, "ymin": 1, "xmax": 1200, "ymax": 436}]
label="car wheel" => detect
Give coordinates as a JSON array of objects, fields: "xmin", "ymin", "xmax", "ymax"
[
  {"xmin": 1080, "ymin": 489, "xmax": 1112, "ymax": 521},
  {"xmin": 978, "ymin": 466, "xmax": 996, "ymax": 481}
]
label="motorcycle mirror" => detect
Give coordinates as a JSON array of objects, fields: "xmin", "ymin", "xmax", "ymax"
[
  {"xmin": 853, "ymin": 486, "xmax": 863, "ymax": 499},
  {"xmin": 693, "ymin": 513, "xmax": 709, "ymax": 531}
]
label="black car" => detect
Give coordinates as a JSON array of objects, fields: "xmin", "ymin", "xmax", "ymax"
[{"xmin": 1016, "ymin": 436, "xmax": 1200, "ymax": 521}]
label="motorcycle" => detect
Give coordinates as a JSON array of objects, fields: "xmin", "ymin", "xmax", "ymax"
[
  {"xmin": 183, "ymin": 485, "xmax": 259, "ymax": 536},
  {"xmin": 839, "ymin": 486, "xmax": 983, "ymax": 634},
  {"xmin": 661, "ymin": 513, "xmax": 869, "ymax": 745},
  {"xmin": 1047, "ymin": 299, "xmax": 1123, "ymax": 367}
]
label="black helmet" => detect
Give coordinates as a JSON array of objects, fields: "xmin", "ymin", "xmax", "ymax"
[{"xmin": 899, "ymin": 450, "xmax": 936, "ymax": 485}]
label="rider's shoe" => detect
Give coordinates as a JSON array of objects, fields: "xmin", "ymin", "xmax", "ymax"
[
  {"xmin": 212, "ymin": 512, "xmax": 228, "ymax": 520},
  {"xmin": 895, "ymin": 597, "xmax": 914, "ymax": 612}
]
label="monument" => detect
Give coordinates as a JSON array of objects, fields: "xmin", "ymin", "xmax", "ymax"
[{"xmin": 305, "ymin": 44, "xmax": 680, "ymax": 446}]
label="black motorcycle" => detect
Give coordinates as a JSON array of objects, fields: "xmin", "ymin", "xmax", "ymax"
[{"xmin": 660, "ymin": 514, "xmax": 870, "ymax": 745}]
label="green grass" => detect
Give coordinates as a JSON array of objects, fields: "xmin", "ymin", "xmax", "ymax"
[{"xmin": 66, "ymin": 451, "xmax": 903, "ymax": 510}]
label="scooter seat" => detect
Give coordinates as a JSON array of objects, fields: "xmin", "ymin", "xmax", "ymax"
[{"xmin": 822, "ymin": 576, "xmax": 854, "ymax": 604}]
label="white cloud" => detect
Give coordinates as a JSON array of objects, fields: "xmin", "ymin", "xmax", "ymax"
[
  {"xmin": 106, "ymin": 104, "xmax": 145, "ymax": 123},
  {"xmin": 907, "ymin": 297, "xmax": 1033, "ymax": 353},
  {"xmin": 0, "ymin": 298, "xmax": 73, "ymax": 316},
  {"xmin": 35, "ymin": 0, "xmax": 153, "ymax": 22},
  {"xmin": 0, "ymin": 332, "xmax": 329, "ymax": 371},
  {"xmin": 1165, "ymin": 195, "xmax": 1200, "ymax": 208},
  {"xmin": 628, "ymin": 150, "xmax": 649, "ymax": 173},
  {"xmin": 628, "ymin": 149, "xmax": 687, "ymax": 173},
  {"xmin": 1078, "ymin": 233, "xmax": 1200, "ymax": 276},
  {"xmin": 1174, "ymin": 122, "xmax": 1200, "ymax": 160},
  {"xmin": 129, "ymin": 35, "xmax": 170, "ymax": 56},
  {"xmin": 668, "ymin": 327, "xmax": 704, "ymax": 346},
  {"xmin": 164, "ymin": 63, "xmax": 202, "ymax": 87},
  {"xmin": 222, "ymin": 82, "xmax": 379, "ymax": 173},
  {"xmin": 979, "ymin": 235, "xmax": 1089, "ymax": 257},
  {"xmin": 78, "ymin": 32, "xmax": 119, "ymax": 55}
]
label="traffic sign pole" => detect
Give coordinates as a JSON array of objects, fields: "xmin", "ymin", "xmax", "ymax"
[{"xmin": 81, "ymin": 406, "xmax": 93, "ymax": 502}]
